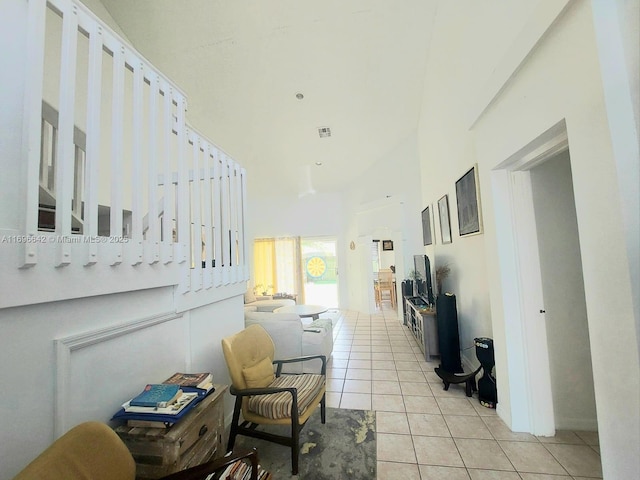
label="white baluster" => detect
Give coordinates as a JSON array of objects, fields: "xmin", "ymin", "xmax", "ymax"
[
  {"xmin": 202, "ymin": 143, "xmax": 214, "ymax": 289},
  {"xmin": 83, "ymin": 20, "xmax": 101, "ymax": 266},
  {"xmin": 54, "ymin": 2, "xmax": 79, "ymax": 267},
  {"xmin": 228, "ymin": 159, "xmax": 237, "ymax": 284},
  {"xmin": 175, "ymin": 96, "xmax": 189, "ymax": 294},
  {"xmin": 20, "ymin": 0, "xmax": 47, "ymax": 268},
  {"xmin": 130, "ymin": 61, "xmax": 144, "ymax": 266},
  {"xmin": 161, "ymin": 82, "xmax": 174, "ymax": 264},
  {"xmin": 189, "ymin": 131, "xmax": 203, "ymax": 292},
  {"xmin": 109, "ymin": 44, "xmax": 125, "ymax": 265},
  {"xmin": 221, "ymin": 154, "xmax": 230, "ymax": 285},
  {"xmin": 212, "ymin": 148, "xmax": 222, "ymax": 287},
  {"xmin": 146, "ymin": 73, "xmax": 160, "ymax": 264}
]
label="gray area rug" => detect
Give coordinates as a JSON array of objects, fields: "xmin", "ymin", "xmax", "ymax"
[{"xmin": 233, "ymin": 407, "xmax": 376, "ymax": 479}]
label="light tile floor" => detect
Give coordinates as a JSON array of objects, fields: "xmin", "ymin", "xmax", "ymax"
[{"xmin": 324, "ymin": 307, "xmax": 603, "ymax": 480}]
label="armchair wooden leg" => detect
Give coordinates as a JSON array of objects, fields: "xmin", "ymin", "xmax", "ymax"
[
  {"xmin": 320, "ymin": 394, "xmax": 326, "ymax": 424},
  {"xmin": 227, "ymin": 396, "xmax": 243, "ymax": 452},
  {"xmin": 291, "ymin": 416, "xmax": 300, "ymax": 475}
]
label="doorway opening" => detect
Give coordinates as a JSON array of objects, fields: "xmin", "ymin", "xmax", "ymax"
[
  {"xmin": 372, "ymin": 238, "xmax": 397, "ymax": 311},
  {"xmin": 492, "ymin": 121, "xmax": 598, "ymax": 437},
  {"xmin": 301, "ymin": 237, "xmax": 338, "ymax": 308}
]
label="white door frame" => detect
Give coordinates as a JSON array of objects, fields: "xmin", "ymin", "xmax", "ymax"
[
  {"xmin": 356, "ymin": 234, "xmax": 376, "ymax": 314},
  {"xmin": 492, "ymin": 121, "xmax": 568, "ymax": 435}
]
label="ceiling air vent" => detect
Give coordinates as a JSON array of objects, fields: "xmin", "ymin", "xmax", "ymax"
[{"xmin": 317, "ymin": 126, "xmax": 331, "ymax": 138}]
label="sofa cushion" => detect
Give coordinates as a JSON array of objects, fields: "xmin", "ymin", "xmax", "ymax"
[
  {"xmin": 245, "ymin": 310, "xmax": 301, "ymax": 323},
  {"xmin": 242, "ymin": 357, "xmax": 275, "ymax": 388},
  {"xmin": 247, "ymin": 374, "xmax": 325, "ymax": 419},
  {"xmin": 252, "ymin": 299, "xmax": 295, "ymax": 312}
]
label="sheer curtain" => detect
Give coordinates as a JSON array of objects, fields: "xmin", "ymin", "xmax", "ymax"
[{"xmin": 253, "ymin": 237, "xmax": 302, "ymax": 299}]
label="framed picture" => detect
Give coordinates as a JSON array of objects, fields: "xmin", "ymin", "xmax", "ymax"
[
  {"xmin": 455, "ymin": 165, "xmax": 483, "ymax": 236},
  {"xmin": 421, "ymin": 206, "xmax": 433, "ymax": 246},
  {"xmin": 382, "ymin": 240, "xmax": 394, "ymax": 251},
  {"xmin": 438, "ymin": 194, "xmax": 452, "ymax": 244}
]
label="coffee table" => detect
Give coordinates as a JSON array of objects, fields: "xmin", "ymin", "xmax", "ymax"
[{"xmin": 274, "ymin": 304, "xmax": 328, "ymax": 320}]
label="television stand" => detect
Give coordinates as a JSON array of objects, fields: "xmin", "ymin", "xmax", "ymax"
[{"xmin": 404, "ymin": 296, "xmax": 439, "ymax": 361}]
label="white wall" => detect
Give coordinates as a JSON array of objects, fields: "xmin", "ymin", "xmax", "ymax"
[
  {"xmin": 417, "ymin": 1, "xmax": 639, "ymax": 477},
  {"xmin": 245, "ymin": 132, "xmax": 424, "ymax": 312},
  {"xmin": 347, "ymin": 134, "xmax": 424, "ymax": 274},
  {"xmin": 530, "ymin": 151, "xmax": 597, "ymax": 430},
  {"xmin": 0, "ymin": 287, "xmax": 245, "ymax": 479},
  {"xmin": 343, "ymin": 133, "xmax": 424, "ymax": 314},
  {"xmin": 244, "ymin": 189, "xmax": 348, "ymax": 304}
]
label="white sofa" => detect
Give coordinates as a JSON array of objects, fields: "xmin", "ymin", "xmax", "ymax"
[
  {"xmin": 243, "ymin": 306, "xmax": 333, "ymax": 373},
  {"xmin": 244, "ymin": 298, "xmax": 295, "ymax": 312},
  {"xmin": 243, "ymin": 291, "xmax": 296, "ymax": 312}
]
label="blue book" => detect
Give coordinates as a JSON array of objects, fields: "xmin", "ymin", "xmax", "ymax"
[{"xmin": 129, "ymin": 384, "xmax": 181, "ymax": 408}]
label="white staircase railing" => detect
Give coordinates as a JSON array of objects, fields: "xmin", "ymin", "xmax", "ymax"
[{"xmin": 19, "ymin": 0, "xmax": 248, "ymax": 297}]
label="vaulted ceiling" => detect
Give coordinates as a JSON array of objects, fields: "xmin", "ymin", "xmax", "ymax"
[{"xmin": 97, "ymin": 0, "xmax": 439, "ymax": 197}]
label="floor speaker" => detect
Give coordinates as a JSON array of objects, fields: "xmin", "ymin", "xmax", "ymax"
[{"xmin": 435, "ymin": 293, "xmax": 463, "ymax": 373}]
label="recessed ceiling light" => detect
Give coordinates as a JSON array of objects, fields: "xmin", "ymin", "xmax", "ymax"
[
  {"xmin": 315, "ymin": 162, "xmax": 323, "ymax": 166},
  {"xmin": 296, "ymin": 93, "xmax": 304, "ymax": 100}
]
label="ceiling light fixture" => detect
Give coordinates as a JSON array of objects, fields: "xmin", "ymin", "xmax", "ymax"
[
  {"xmin": 315, "ymin": 162, "xmax": 323, "ymax": 166},
  {"xmin": 296, "ymin": 93, "xmax": 304, "ymax": 100}
]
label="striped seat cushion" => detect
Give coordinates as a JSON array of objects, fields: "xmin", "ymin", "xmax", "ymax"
[{"xmin": 247, "ymin": 374, "xmax": 325, "ymax": 420}]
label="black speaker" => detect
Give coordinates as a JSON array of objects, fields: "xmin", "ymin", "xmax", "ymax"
[
  {"xmin": 401, "ymin": 280, "xmax": 414, "ymax": 297},
  {"xmin": 474, "ymin": 337, "xmax": 497, "ymax": 408},
  {"xmin": 436, "ymin": 293, "xmax": 463, "ymax": 373}
]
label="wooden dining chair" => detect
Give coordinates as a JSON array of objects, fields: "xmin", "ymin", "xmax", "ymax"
[{"xmin": 377, "ymin": 270, "xmax": 396, "ymax": 308}]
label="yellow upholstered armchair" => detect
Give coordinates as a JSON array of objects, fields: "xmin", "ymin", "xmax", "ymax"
[
  {"xmin": 12, "ymin": 421, "xmax": 260, "ymax": 480},
  {"xmin": 221, "ymin": 324, "xmax": 327, "ymax": 475}
]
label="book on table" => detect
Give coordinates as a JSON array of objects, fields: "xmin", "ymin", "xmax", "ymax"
[
  {"xmin": 124, "ymin": 391, "xmax": 198, "ymax": 414},
  {"xmin": 112, "ymin": 373, "xmax": 214, "ymax": 428},
  {"xmin": 112, "ymin": 391, "xmax": 200, "ymax": 428},
  {"xmin": 129, "ymin": 384, "xmax": 182, "ymax": 408},
  {"xmin": 162, "ymin": 372, "xmax": 213, "ymax": 395},
  {"xmin": 162, "ymin": 372, "xmax": 213, "ymax": 393}
]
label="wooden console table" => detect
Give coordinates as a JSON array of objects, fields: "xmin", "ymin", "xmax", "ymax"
[
  {"xmin": 114, "ymin": 384, "xmax": 228, "ymax": 479},
  {"xmin": 404, "ymin": 297, "xmax": 439, "ymax": 360}
]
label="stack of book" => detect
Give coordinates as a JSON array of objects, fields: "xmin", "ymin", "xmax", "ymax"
[
  {"xmin": 163, "ymin": 372, "xmax": 214, "ymax": 393},
  {"xmin": 112, "ymin": 372, "xmax": 214, "ymax": 428},
  {"xmin": 207, "ymin": 459, "xmax": 272, "ymax": 480}
]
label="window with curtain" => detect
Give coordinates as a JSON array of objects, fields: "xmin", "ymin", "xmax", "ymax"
[{"xmin": 253, "ymin": 237, "xmax": 302, "ymax": 297}]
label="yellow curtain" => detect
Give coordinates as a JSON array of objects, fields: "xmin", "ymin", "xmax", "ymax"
[
  {"xmin": 253, "ymin": 238, "xmax": 276, "ymax": 295},
  {"xmin": 253, "ymin": 237, "xmax": 302, "ymax": 298}
]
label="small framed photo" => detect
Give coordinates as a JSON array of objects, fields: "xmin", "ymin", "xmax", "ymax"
[
  {"xmin": 455, "ymin": 165, "xmax": 483, "ymax": 236},
  {"xmin": 438, "ymin": 194, "xmax": 452, "ymax": 244},
  {"xmin": 382, "ymin": 240, "xmax": 394, "ymax": 251},
  {"xmin": 421, "ymin": 206, "xmax": 433, "ymax": 246}
]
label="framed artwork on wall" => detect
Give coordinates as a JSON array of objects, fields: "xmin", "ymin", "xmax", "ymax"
[
  {"xmin": 382, "ymin": 240, "xmax": 394, "ymax": 251},
  {"xmin": 421, "ymin": 206, "xmax": 433, "ymax": 246},
  {"xmin": 455, "ymin": 165, "xmax": 483, "ymax": 236},
  {"xmin": 438, "ymin": 194, "xmax": 452, "ymax": 244}
]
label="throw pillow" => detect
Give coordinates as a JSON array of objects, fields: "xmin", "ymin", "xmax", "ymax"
[{"xmin": 242, "ymin": 357, "xmax": 275, "ymax": 388}]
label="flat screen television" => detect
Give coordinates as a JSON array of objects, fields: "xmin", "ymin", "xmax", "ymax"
[{"xmin": 414, "ymin": 254, "xmax": 434, "ymax": 305}]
